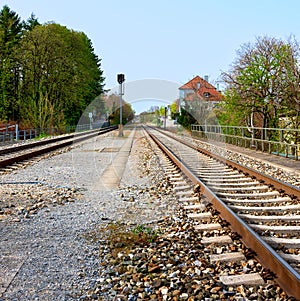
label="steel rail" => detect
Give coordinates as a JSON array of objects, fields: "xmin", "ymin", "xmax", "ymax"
[
  {"xmin": 157, "ymin": 128, "xmax": 300, "ymax": 200},
  {"xmin": 0, "ymin": 126, "xmax": 117, "ymax": 169},
  {"xmin": 146, "ymin": 127, "xmax": 300, "ymax": 299},
  {"xmin": 0, "ymin": 126, "xmax": 117, "ymax": 156}
]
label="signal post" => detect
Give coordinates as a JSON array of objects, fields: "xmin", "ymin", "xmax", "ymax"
[{"xmin": 117, "ymin": 73, "xmax": 125, "ymax": 137}]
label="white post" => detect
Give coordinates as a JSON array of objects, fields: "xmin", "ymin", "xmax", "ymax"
[
  {"xmin": 89, "ymin": 112, "xmax": 93, "ymax": 130},
  {"xmin": 16, "ymin": 124, "xmax": 19, "ymax": 141}
]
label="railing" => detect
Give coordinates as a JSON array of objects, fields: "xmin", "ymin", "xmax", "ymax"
[
  {"xmin": 191, "ymin": 124, "xmax": 300, "ymax": 160},
  {"xmin": 0, "ymin": 123, "xmax": 105, "ymax": 145}
]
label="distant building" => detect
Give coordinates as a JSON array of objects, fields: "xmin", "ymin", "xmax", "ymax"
[
  {"xmin": 178, "ymin": 75, "xmax": 223, "ymax": 113},
  {"xmin": 149, "ymin": 105, "xmax": 159, "ymax": 113}
]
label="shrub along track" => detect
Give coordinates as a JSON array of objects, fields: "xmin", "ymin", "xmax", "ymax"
[{"xmin": 145, "ymin": 126, "xmax": 300, "ymax": 300}]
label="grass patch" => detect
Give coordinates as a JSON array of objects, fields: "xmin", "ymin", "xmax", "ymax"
[
  {"xmin": 34, "ymin": 132, "xmax": 50, "ymax": 140},
  {"xmin": 131, "ymin": 224, "xmax": 158, "ymax": 241},
  {"xmin": 88, "ymin": 222, "xmax": 159, "ymax": 258},
  {"xmin": 109, "ymin": 223, "xmax": 158, "ymax": 256}
]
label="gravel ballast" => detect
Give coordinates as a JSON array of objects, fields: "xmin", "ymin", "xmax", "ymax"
[
  {"xmin": 0, "ymin": 127, "xmax": 296, "ymax": 300},
  {"xmin": 0, "ymin": 128, "xmax": 178, "ymax": 300}
]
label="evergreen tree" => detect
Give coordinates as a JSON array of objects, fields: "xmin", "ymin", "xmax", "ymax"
[
  {"xmin": 23, "ymin": 13, "xmax": 40, "ymax": 31},
  {"xmin": 0, "ymin": 5, "xmax": 23, "ymax": 120}
]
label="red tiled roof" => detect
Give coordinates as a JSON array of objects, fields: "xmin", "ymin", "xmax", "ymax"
[{"xmin": 179, "ymin": 76, "xmax": 223, "ymax": 101}]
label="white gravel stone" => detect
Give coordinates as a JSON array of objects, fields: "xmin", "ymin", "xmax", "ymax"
[{"xmin": 0, "ymin": 129, "xmax": 178, "ymax": 300}]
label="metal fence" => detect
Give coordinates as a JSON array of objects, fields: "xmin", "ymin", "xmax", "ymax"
[
  {"xmin": 0, "ymin": 123, "xmax": 98, "ymax": 145},
  {"xmin": 191, "ymin": 124, "xmax": 300, "ymax": 160}
]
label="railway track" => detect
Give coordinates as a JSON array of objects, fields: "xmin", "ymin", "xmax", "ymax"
[
  {"xmin": 145, "ymin": 126, "xmax": 300, "ymax": 299},
  {"xmin": 0, "ymin": 126, "xmax": 117, "ymax": 173}
]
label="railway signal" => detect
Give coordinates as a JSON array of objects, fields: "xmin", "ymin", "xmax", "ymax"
[
  {"xmin": 117, "ymin": 73, "xmax": 125, "ymax": 84},
  {"xmin": 117, "ymin": 74, "xmax": 125, "ymax": 136}
]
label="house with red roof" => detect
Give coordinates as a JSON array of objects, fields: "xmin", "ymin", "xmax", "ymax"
[{"xmin": 178, "ymin": 75, "xmax": 223, "ymax": 113}]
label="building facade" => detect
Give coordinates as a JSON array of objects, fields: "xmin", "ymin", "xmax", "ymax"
[{"xmin": 178, "ymin": 75, "xmax": 223, "ymax": 114}]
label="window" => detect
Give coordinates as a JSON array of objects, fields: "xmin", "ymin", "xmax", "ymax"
[
  {"xmin": 184, "ymin": 89, "xmax": 194, "ymax": 97},
  {"xmin": 204, "ymin": 92, "xmax": 210, "ymax": 98}
]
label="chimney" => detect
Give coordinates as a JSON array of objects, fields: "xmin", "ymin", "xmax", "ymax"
[{"xmin": 204, "ymin": 75, "xmax": 209, "ymax": 82}]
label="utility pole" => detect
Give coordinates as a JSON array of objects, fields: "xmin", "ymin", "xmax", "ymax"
[{"xmin": 117, "ymin": 74, "xmax": 125, "ymax": 137}]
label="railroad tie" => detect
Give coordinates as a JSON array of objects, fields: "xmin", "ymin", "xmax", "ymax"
[
  {"xmin": 211, "ymin": 185, "xmax": 269, "ymax": 192},
  {"xmin": 187, "ymin": 212, "xmax": 212, "ymax": 221},
  {"xmin": 9, "ymin": 165, "xmax": 20, "ymax": 170},
  {"xmin": 168, "ymin": 176, "xmax": 184, "ymax": 181},
  {"xmin": 205, "ymin": 177, "xmax": 253, "ymax": 183},
  {"xmin": 217, "ymin": 191, "xmax": 280, "ymax": 199},
  {"xmin": 178, "ymin": 196, "xmax": 199, "ymax": 203},
  {"xmin": 225, "ymin": 196, "xmax": 292, "ymax": 204},
  {"xmin": 249, "ymin": 224, "xmax": 300, "ymax": 233},
  {"xmin": 208, "ymin": 181, "xmax": 261, "ymax": 187},
  {"xmin": 262, "ymin": 237, "xmax": 300, "ymax": 248},
  {"xmin": 176, "ymin": 190, "xmax": 195, "ymax": 197},
  {"xmin": 218, "ymin": 191, "xmax": 280, "ymax": 199},
  {"xmin": 173, "ymin": 185, "xmax": 192, "ymax": 192},
  {"xmin": 238, "ymin": 213, "xmax": 300, "ymax": 222},
  {"xmin": 183, "ymin": 204, "xmax": 206, "ymax": 210},
  {"xmin": 172, "ymin": 181, "xmax": 188, "ymax": 186},
  {"xmin": 194, "ymin": 223, "xmax": 221, "ymax": 231},
  {"xmin": 278, "ymin": 252, "xmax": 300, "ymax": 263},
  {"xmin": 229, "ymin": 203, "xmax": 300, "ymax": 212},
  {"xmin": 209, "ymin": 252, "xmax": 245, "ymax": 263},
  {"xmin": 166, "ymin": 172, "xmax": 181, "ymax": 178},
  {"xmin": 219, "ymin": 273, "xmax": 265, "ymax": 286},
  {"xmin": 165, "ymin": 167, "xmax": 178, "ymax": 172},
  {"xmin": 201, "ymin": 235, "xmax": 233, "ymax": 245},
  {"xmin": 193, "ymin": 167, "xmax": 230, "ymax": 172}
]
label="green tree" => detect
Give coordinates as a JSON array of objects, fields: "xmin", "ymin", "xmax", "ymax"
[
  {"xmin": 0, "ymin": 5, "xmax": 23, "ymax": 121},
  {"xmin": 169, "ymin": 102, "xmax": 177, "ymax": 117},
  {"xmin": 275, "ymin": 37, "xmax": 300, "ymax": 143},
  {"xmin": 278, "ymin": 38, "xmax": 300, "ymax": 132},
  {"xmin": 177, "ymin": 106, "xmax": 197, "ymax": 129},
  {"xmin": 221, "ymin": 36, "xmax": 297, "ymax": 137},
  {"xmin": 140, "ymin": 111, "xmax": 157, "ymax": 124},
  {"xmin": 216, "ymin": 89, "xmax": 248, "ymax": 126},
  {"xmin": 62, "ymin": 30, "xmax": 105, "ymax": 125},
  {"xmin": 18, "ymin": 23, "xmax": 104, "ymax": 128},
  {"xmin": 23, "ymin": 13, "xmax": 40, "ymax": 31},
  {"xmin": 112, "ymin": 102, "xmax": 134, "ymax": 125}
]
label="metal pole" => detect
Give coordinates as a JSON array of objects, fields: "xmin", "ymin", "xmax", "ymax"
[
  {"xmin": 117, "ymin": 73, "xmax": 125, "ymax": 137},
  {"xmin": 120, "ymin": 83, "xmax": 122, "ymax": 125},
  {"xmin": 119, "ymin": 83, "xmax": 123, "ymax": 136}
]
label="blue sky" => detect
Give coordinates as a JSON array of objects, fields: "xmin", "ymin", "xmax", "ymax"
[{"xmin": 2, "ymin": 0, "xmax": 300, "ymax": 113}]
